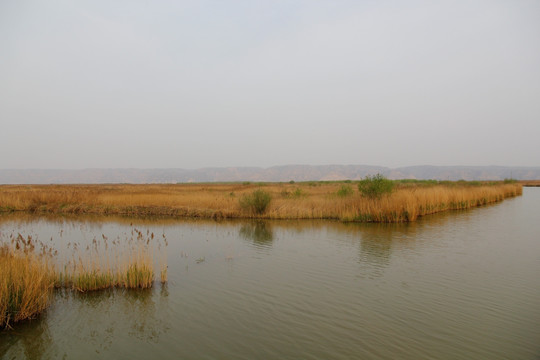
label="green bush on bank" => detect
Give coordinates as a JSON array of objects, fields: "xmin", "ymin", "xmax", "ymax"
[
  {"xmin": 239, "ymin": 189, "xmax": 272, "ymax": 215},
  {"xmin": 336, "ymin": 184, "xmax": 354, "ymax": 197},
  {"xmin": 358, "ymin": 174, "xmax": 394, "ymax": 199}
]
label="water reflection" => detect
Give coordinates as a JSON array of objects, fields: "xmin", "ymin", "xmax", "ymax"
[
  {"xmin": 0, "ymin": 210, "xmax": 461, "ymax": 278},
  {"xmin": 357, "ymin": 225, "xmax": 394, "ymax": 277},
  {"xmin": 67, "ymin": 287, "xmax": 169, "ymax": 344},
  {"xmin": 0, "ymin": 313, "xmax": 54, "ymax": 360},
  {"xmin": 0, "ymin": 212, "xmax": 245, "ymax": 227},
  {"xmin": 0, "ymin": 287, "xmax": 169, "ymax": 359},
  {"xmin": 239, "ymin": 221, "xmax": 274, "ymax": 249}
]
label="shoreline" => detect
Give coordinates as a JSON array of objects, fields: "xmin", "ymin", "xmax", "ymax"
[{"xmin": 0, "ymin": 181, "xmax": 523, "ymax": 223}]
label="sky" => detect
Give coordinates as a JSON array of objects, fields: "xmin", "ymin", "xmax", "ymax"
[{"xmin": 1, "ymin": 0, "xmax": 539, "ymax": 170}]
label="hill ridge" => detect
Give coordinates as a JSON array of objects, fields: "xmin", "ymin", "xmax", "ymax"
[{"xmin": 1, "ymin": 165, "xmax": 539, "ymax": 184}]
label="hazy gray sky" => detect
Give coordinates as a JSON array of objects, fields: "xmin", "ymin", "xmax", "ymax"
[{"xmin": 1, "ymin": 0, "xmax": 539, "ymax": 169}]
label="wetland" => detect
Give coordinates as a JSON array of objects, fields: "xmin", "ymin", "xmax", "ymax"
[{"xmin": 0, "ymin": 187, "xmax": 539, "ymax": 359}]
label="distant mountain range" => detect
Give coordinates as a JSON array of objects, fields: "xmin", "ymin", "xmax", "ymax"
[{"xmin": 1, "ymin": 165, "xmax": 539, "ymax": 184}]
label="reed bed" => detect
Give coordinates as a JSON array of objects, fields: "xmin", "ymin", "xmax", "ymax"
[
  {"xmin": 0, "ymin": 182, "xmax": 522, "ymax": 222},
  {"xmin": 348, "ymin": 184, "xmax": 522, "ymax": 222},
  {"xmin": 57, "ymin": 228, "xmax": 166, "ymax": 291},
  {"xmin": 0, "ymin": 238, "xmax": 55, "ymax": 329},
  {"xmin": 0, "ymin": 227, "xmax": 167, "ymax": 328},
  {"xmin": 57, "ymin": 246, "xmax": 154, "ymax": 291}
]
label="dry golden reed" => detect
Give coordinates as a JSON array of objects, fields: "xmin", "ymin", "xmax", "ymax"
[
  {"xmin": 0, "ymin": 244, "xmax": 54, "ymax": 329},
  {"xmin": 57, "ymin": 250, "xmax": 154, "ymax": 292},
  {"xmin": 0, "ymin": 182, "xmax": 522, "ymax": 222},
  {"xmin": 57, "ymin": 228, "xmax": 164, "ymax": 292},
  {"xmin": 1, "ymin": 228, "xmax": 167, "ymax": 328},
  {"xmin": 347, "ymin": 184, "xmax": 522, "ymax": 222},
  {"xmin": 0, "ymin": 180, "xmax": 523, "ymax": 328}
]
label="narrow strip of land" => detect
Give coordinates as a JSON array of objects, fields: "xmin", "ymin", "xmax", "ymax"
[
  {"xmin": 0, "ymin": 180, "xmax": 522, "ymax": 223},
  {"xmin": 520, "ymin": 180, "xmax": 540, "ymax": 187}
]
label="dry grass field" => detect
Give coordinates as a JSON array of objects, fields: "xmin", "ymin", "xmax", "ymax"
[
  {"xmin": 0, "ymin": 181, "xmax": 522, "ymax": 222},
  {"xmin": 520, "ymin": 180, "xmax": 540, "ymax": 187}
]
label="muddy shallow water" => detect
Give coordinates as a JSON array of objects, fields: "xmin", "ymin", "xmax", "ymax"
[{"xmin": 1, "ymin": 188, "xmax": 539, "ymax": 359}]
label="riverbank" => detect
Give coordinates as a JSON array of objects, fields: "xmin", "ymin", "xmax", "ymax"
[
  {"xmin": 0, "ymin": 181, "xmax": 522, "ymax": 223},
  {"xmin": 520, "ymin": 180, "xmax": 540, "ymax": 187}
]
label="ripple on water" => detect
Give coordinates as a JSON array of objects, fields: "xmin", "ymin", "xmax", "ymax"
[{"xmin": 1, "ymin": 190, "xmax": 540, "ymax": 359}]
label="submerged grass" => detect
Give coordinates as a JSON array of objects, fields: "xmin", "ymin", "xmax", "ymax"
[{"xmin": 0, "ymin": 181, "xmax": 523, "ymax": 222}]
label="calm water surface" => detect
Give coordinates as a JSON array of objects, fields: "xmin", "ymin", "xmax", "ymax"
[{"xmin": 1, "ymin": 188, "xmax": 539, "ymax": 359}]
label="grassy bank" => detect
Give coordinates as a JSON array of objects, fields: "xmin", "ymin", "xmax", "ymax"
[
  {"xmin": 520, "ymin": 180, "xmax": 540, "ymax": 187},
  {"xmin": 0, "ymin": 181, "xmax": 522, "ymax": 222}
]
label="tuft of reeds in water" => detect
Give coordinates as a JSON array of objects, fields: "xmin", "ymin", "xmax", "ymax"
[
  {"xmin": 0, "ymin": 244, "xmax": 54, "ymax": 329},
  {"xmin": 160, "ymin": 265, "xmax": 168, "ymax": 284},
  {"xmin": 1, "ymin": 226, "xmax": 168, "ymax": 328},
  {"xmin": 123, "ymin": 263, "xmax": 154, "ymax": 289},
  {"xmin": 57, "ymin": 228, "xmax": 165, "ymax": 292}
]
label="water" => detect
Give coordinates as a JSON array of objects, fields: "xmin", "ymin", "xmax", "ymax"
[{"xmin": 1, "ymin": 188, "xmax": 539, "ymax": 359}]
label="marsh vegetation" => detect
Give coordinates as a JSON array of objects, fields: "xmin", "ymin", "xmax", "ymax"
[
  {"xmin": 1, "ymin": 190, "xmax": 539, "ymax": 359},
  {"xmin": 0, "ymin": 178, "xmax": 523, "ymax": 328},
  {"xmin": 0, "ymin": 226, "xmax": 167, "ymax": 329},
  {"xmin": 0, "ymin": 242, "xmax": 54, "ymax": 329},
  {"xmin": 0, "ymin": 179, "xmax": 522, "ymax": 222}
]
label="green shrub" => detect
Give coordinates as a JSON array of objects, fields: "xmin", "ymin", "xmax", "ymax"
[
  {"xmin": 281, "ymin": 187, "xmax": 307, "ymax": 199},
  {"xmin": 336, "ymin": 185, "xmax": 354, "ymax": 197},
  {"xmin": 239, "ymin": 189, "xmax": 272, "ymax": 215},
  {"xmin": 292, "ymin": 188, "xmax": 306, "ymax": 198},
  {"xmin": 357, "ymin": 173, "xmax": 394, "ymax": 199}
]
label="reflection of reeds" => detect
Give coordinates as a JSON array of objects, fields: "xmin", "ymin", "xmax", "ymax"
[
  {"xmin": 1, "ymin": 228, "xmax": 167, "ymax": 328},
  {"xmin": 0, "ymin": 182, "xmax": 523, "ymax": 222}
]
